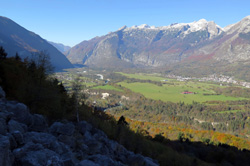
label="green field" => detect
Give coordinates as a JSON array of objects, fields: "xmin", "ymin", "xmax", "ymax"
[
  {"xmin": 83, "ymin": 82, "xmax": 97, "ymax": 87},
  {"xmin": 117, "ymin": 82, "xmax": 245, "ymax": 104},
  {"xmin": 92, "ymin": 85, "xmax": 123, "ymax": 92},
  {"xmin": 117, "ymin": 72, "xmax": 173, "ymax": 82}
]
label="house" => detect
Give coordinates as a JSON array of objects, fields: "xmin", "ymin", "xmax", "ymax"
[{"xmin": 101, "ymin": 93, "xmax": 109, "ymax": 99}]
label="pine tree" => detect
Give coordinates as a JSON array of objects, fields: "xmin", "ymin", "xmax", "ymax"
[
  {"xmin": 15, "ymin": 52, "xmax": 21, "ymax": 61},
  {"xmin": 0, "ymin": 46, "xmax": 7, "ymax": 59}
]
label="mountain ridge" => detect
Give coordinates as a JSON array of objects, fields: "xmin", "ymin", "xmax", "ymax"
[
  {"xmin": 66, "ymin": 16, "xmax": 250, "ymax": 71},
  {"xmin": 48, "ymin": 41, "xmax": 71, "ymax": 54},
  {"xmin": 0, "ymin": 16, "xmax": 73, "ymax": 71}
]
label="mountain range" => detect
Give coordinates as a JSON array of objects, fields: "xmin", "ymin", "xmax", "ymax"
[
  {"xmin": 0, "ymin": 15, "xmax": 249, "ymax": 78},
  {"xmin": 48, "ymin": 41, "xmax": 71, "ymax": 54},
  {"xmin": 66, "ymin": 16, "xmax": 250, "ymax": 75},
  {"xmin": 0, "ymin": 16, "xmax": 73, "ymax": 71}
]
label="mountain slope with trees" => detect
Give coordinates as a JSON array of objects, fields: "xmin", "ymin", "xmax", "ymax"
[{"xmin": 0, "ymin": 16, "xmax": 73, "ymax": 71}]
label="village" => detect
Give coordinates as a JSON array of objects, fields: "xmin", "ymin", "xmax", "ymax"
[{"xmin": 166, "ymin": 74, "xmax": 250, "ymax": 88}]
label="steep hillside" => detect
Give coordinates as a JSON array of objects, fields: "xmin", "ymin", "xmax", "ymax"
[
  {"xmin": 0, "ymin": 87, "xmax": 158, "ymax": 166},
  {"xmin": 0, "ymin": 16, "xmax": 73, "ymax": 71}
]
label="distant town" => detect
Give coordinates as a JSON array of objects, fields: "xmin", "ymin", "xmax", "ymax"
[
  {"xmin": 166, "ymin": 74, "xmax": 250, "ymax": 88},
  {"xmin": 55, "ymin": 71, "xmax": 250, "ymax": 89}
]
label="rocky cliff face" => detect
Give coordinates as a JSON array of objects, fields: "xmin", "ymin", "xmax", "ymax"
[
  {"xmin": 67, "ymin": 16, "xmax": 250, "ymax": 69},
  {"xmin": 0, "ymin": 86, "xmax": 158, "ymax": 166}
]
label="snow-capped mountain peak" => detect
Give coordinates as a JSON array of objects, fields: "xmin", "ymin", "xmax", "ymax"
[
  {"xmin": 176, "ymin": 19, "xmax": 222, "ymax": 38},
  {"xmin": 138, "ymin": 24, "xmax": 150, "ymax": 29},
  {"xmin": 67, "ymin": 16, "xmax": 250, "ymax": 70},
  {"xmin": 193, "ymin": 18, "xmax": 209, "ymax": 26},
  {"xmin": 188, "ymin": 19, "xmax": 209, "ymax": 31},
  {"xmin": 121, "ymin": 18, "xmax": 222, "ymax": 38},
  {"xmin": 125, "ymin": 24, "xmax": 156, "ymax": 30}
]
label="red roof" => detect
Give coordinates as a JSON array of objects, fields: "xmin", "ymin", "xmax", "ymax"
[{"xmin": 182, "ymin": 91, "xmax": 194, "ymax": 94}]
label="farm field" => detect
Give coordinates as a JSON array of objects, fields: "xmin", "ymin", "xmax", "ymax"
[
  {"xmin": 92, "ymin": 85, "xmax": 123, "ymax": 92},
  {"xmin": 117, "ymin": 72, "xmax": 174, "ymax": 82},
  {"xmin": 117, "ymin": 80, "xmax": 246, "ymax": 104}
]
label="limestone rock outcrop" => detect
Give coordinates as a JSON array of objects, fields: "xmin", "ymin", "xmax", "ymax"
[{"xmin": 0, "ymin": 87, "xmax": 158, "ymax": 166}]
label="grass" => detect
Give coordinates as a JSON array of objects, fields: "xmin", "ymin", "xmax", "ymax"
[
  {"xmin": 92, "ymin": 85, "xmax": 123, "ymax": 92},
  {"xmin": 117, "ymin": 72, "xmax": 173, "ymax": 82},
  {"xmin": 117, "ymin": 82, "xmax": 246, "ymax": 104},
  {"xmin": 84, "ymin": 82, "xmax": 97, "ymax": 87}
]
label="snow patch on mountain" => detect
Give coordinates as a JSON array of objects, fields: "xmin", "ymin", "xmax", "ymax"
[
  {"xmin": 189, "ymin": 19, "xmax": 209, "ymax": 31},
  {"xmin": 123, "ymin": 18, "xmax": 223, "ymax": 39},
  {"xmin": 124, "ymin": 24, "xmax": 157, "ymax": 31},
  {"xmin": 223, "ymin": 24, "xmax": 235, "ymax": 32}
]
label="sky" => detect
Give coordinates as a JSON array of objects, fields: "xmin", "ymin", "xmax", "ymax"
[{"xmin": 1, "ymin": 0, "xmax": 250, "ymax": 47}]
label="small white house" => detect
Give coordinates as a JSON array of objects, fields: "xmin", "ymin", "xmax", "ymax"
[
  {"xmin": 96, "ymin": 74, "xmax": 104, "ymax": 80},
  {"xmin": 101, "ymin": 93, "xmax": 109, "ymax": 99}
]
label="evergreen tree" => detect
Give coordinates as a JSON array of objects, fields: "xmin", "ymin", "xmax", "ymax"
[
  {"xmin": 15, "ymin": 52, "xmax": 21, "ymax": 61},
  {"xmin": 72, "ymin": 76, "xmax": 85, "ymax": 122},
  {"xmin": 118, "ymin": 116, "xmax": 128, "ymax": 125},
  {"xmin": 0, "ymin": 46, "xmax": 7, "ymax": 59}
]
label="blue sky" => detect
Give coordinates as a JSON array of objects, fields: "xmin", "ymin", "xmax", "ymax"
[{"xmin": 1, "ymin": 0, "xmax": 249, "ymax": 46}]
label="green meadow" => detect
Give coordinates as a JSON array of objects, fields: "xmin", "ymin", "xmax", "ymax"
[
  {"xmin": 117, "ymin": 73, "xmax": 246, "ymax": 104},
  {"xmin": 82, "ymin": 82, "xmax": 97, "ymax": 87},
  {"xmin": 117, "ymin": 72, "xmax": 173, "ymax": 82},
  {"xmin": 92, "ymin": 85, "xmax": 123, "ymax": 92}
]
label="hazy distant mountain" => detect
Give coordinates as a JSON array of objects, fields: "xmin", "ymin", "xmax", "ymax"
[
  {"xmin": 48, "ymin": 41, "xmax": 71, "ymax": 54},
  {"xmin": 0, "ymin": 16, "xmax": 73, "ymax": 71},
  {"xmin": 66, "ymin": 16, "xmax": 250, "ymax": 71}
]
